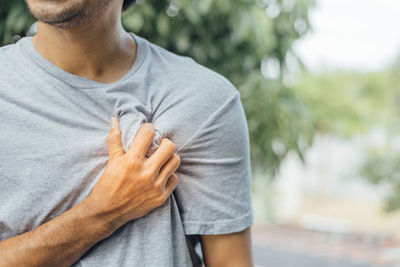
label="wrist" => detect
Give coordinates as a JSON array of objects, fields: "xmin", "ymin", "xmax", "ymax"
[{"xmin": 78, "ymin": 196, "xmax": 124, "ymax": 238}]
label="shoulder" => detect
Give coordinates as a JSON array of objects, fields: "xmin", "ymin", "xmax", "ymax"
[
  {"xmin": 0, "ymin": 41, "xmax": 30, "ymax": 85},
  {"xmin": 142, "ymin": 39, "xmax": 243, "ymax": 149},
  {"xmin": 0, "ymin": 42, "xmax": 17, "ymax": 64},
  {"xmin": 143, "ymin": 37, "xmax": 240, "ymax": 104},
  {"xmin": 142, "ymin": 44, "xmax": 254, "ymax": 238},
  {"xmin": 0, "ymin": 42, "xmax": 15, "ymax": 53},
  {"xmin": 0, "ymin": 39, "xmax": 30, "ymax": 74}
]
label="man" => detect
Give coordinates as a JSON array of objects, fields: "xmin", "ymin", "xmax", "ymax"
[{"xmin": 0, "ymin": 0, "xmax": 254, "ymax": 266}]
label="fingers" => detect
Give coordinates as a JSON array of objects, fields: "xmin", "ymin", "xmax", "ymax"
[
  {"xmin": 158, "ymin": 153, "xmax": 181, "ymax": 186},
  {"xmin": 147, "ymin": 138, "xmax": 176, "ymax": 171},
  {"xmin": 164, "ymin": 173, "xmax": 179, "ymax": 197},
  {"xmin": 127, "ymin": 122, "xmax": 155, "ymax": 159},
  {"xmin": 107, "ymin": 117, "xmax": 125, "ymax": 160}
]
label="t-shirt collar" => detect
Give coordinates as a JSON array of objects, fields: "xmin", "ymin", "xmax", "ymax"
[{"xmin": 18, "ymin": 32, "xmax": 147, "ymax": 89}]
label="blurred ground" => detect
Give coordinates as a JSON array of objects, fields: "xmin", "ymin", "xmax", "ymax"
[{"xmin": 251, "ymin": 224, "xmax": 400, "ymax": 267}]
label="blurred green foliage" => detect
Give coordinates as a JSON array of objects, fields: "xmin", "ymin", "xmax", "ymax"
[
  {"xmin": 361, "ymin": 146, "xmax": 400, "ymax": 212},
  {"xmin": 359, "ymin": 65, "xmax": 400, "ymax": 212},
  {"xmin": 0, "ymin": 1, "xmax": 34, "ymax": 45},
  {"xmin": 121, "ymin": 0, "xmax": 315, "ymax": 175},
  {"xmin": 294, "ymin": 66, "xmax": 400, "ymax": 211},
  {"xmin": 293, "ymin": 70, "xmax": 398, "ymax": 136}
]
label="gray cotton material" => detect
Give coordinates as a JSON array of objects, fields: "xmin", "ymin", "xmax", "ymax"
[{"xmin": 0, "ymin": 32, "xmax": 254, "ymax": 266}]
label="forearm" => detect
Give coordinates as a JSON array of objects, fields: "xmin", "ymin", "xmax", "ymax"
[
  {"xmin": 0, "ymin": 120, "xmax": 179, "ymax": 267},
  {"xmin": 201, "ymin": 227, "xmax": 253, "ymax": 267},
  {"xmin": 0, "ymin": 198, "xmax": 118, "ymax": 267}
]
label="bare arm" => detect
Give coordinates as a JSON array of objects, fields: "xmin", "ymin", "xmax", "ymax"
[
  {"xmin": 200, "ymin": 227, "xmax": 254, "ymax": 267},
  {"xmin": 0, "ymin": 198, "xmax": 115, "ymax": 267},
  {"xmin": 0, "ymin": 117, "xmax": 180, "ymax": 267}
]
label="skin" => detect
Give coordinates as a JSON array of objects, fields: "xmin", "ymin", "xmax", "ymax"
[
  {"xmin": 201, "ymin": 227, "xmax": 253, "ymax": 267},
  {"xmin": 0, "ymin": 0, "xmax": 254, "ymax": 265},
  {"xmin": 0, "ymin": 119, "xmax": 181, "ymax": 266},
  {"xmin": 28, "ymin": 0, "xmax": 137, "ymax": 83}
]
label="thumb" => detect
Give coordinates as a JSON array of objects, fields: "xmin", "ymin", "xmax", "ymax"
[{"xmin": 106, "ymin": 116, "xmax": 125, "ymax": 160}]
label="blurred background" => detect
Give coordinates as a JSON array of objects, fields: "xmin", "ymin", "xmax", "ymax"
[{"xmin": 1, "ymin": 0, "xmax": 399, "ymax": 266}]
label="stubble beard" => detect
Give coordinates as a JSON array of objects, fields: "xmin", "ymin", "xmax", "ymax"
[{"xmin": 25, "ymin": 0, "xmax": 111, "ymax": 30}]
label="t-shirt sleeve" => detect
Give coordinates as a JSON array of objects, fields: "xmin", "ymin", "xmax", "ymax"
[{"xmin": 173, "ymin": 91, "xmax": 254, "ymax": 235}]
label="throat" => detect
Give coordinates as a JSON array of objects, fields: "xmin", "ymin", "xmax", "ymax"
[{"xmin": 31, "ymin": 22, "xmax": 138, "ymax": 84}]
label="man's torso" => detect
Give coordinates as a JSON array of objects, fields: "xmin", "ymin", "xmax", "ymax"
[{"xmin": 0, "ymin": 32, "xmax": 246, "ymax": 266}]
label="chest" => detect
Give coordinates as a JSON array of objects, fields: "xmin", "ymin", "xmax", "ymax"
[{"xmin": 0, "ymin": 81, "xmax": 153, "ymax": 238}]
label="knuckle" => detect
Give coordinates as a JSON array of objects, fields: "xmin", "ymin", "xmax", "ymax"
[
  {"xmin": 141, "ymin": 169, "xmax": 154, "ymax": 181},
  {"xmin": 167, "ymin": 173, "xmax": 179, "ymax": 187},
  {"xmin": 173, "ymin": 154, "xmax": 181, "ymax": 165},
  {"xmin": 159, "ymin": 137, "xmax": 167, "ymax": 145},
  {"xmin": 146, "ymin": 161, "xmax": 158, "ymax": 175},
  {"xmin": 162, "ymin": 138, "xmax": 176, "ymax": 152},
  {"xmin": 141, "ymin": 123, "xmax": 155, "ymax": 137},
  {"xmin": 174, "ymin": 173, "xmax": 180, "ymax": 184},
  {"xmin": 106, "ymin": 132, "xmax": 116, "ymax": 142},
  {"xmin": 127, "ymin": 155, "xmax": 139, "ymax": 167},
  {"xmin": 156, "ymin": 195, "xmax": 166, "ymax": 206},
  {"xmin": 168, "ymin": 141, "xmax": 176, "ymax": 152},
  {"xmin": 153, "ymin": 182, "xmax": 163, "ymax": 192},
  {"xmin": 171, "ymin": 176, "xmax": 179, "ymax": 188}
]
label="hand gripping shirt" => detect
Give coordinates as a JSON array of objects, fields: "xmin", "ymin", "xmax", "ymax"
[{"xmin": 0, "ymin": 32, "xmax": 254, "ymax": 267}]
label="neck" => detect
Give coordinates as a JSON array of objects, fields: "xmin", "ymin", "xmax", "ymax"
[{"xmin": 32, "ymin": 13, "xmax": 136, "ymax": 83}]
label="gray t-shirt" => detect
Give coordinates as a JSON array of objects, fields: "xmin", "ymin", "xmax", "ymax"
[{"xmin": 0, "ymin": 32, "xmax": 254, "ymax": 266}]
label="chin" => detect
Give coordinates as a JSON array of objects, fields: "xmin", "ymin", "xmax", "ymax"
[{"xmin": 25, "ymin": 0, "xmax": 87, "ymax": 28}]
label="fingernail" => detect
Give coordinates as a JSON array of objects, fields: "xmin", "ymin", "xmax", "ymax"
[{"xmin": 111, "ymin": 116, "xmax": 116, "ymax": 129}]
